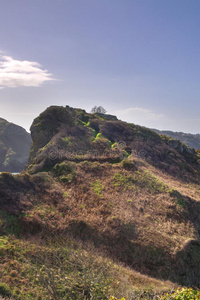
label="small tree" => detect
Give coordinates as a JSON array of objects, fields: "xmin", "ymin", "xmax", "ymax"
[{"xmin": 90, "ymin": 106, "xmax": 107, "ymax": 114}]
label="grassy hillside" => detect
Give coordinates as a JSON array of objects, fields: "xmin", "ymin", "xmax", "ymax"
[{"xmin": 0, "ymin": 106, "xmax": 200, "ymax": 299}]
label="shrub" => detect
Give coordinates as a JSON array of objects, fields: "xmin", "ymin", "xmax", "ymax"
[
  {"xmin": 53, "ymin": 161, "xmax": 75, "ymax": 176},
  {"xmin": 161, "ymin": 287, "xmax": 200, "ymax": 299},
  {"xmin": 53, "ymin": 161, "xmax": 76, "ymax": 183},
  {"xmin": 122, "ymin": 159, "xmax": 136, "ymax": 171},
  {"xmin": 91, "ymin": 106, "xmax": 107, "ymax": 114},
  {"xmin": 0, "ymin": 282, "xmax": 12, "ymax": 297},
  {"xmin": 0, "ymin": 211, "xmax": 22, "ymax": 237}
]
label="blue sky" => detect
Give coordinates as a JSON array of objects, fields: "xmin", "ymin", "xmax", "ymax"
[{"xmin": 0, "ymin": 0, "xmax": 199, "ymax": 133}]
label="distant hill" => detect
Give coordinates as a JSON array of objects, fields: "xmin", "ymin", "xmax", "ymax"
[
  {"xmin": 152, "ymin": 128, "xmax": 200, "ymax": 150},
  {"xmin": 0, "ymin": 118, "xmax": 31, "ymax": 172}
]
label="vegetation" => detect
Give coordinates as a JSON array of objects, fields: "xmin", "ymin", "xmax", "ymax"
[
  {"xmin": 161, "ymin": 287, "xmax": 200, "ymax": 299},
  {"xmin": 91, "ymin": 106, "xmax": 107, "ymax": 114},
  {"xmin": 0, "ymin": 105, "xmax": 200, "ymax": 298},
  {"xmin": 110, "ymin": 288, "xmax": 200, "ymax": 299},
  {"xmin": 53, "ymin": 161, "xmax": 76, "ymax": 183},
  {"xmin": 91, "ymin": 179, "xmax": 104, "ymax": 196}
]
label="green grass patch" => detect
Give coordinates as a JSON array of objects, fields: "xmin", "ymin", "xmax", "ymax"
[
  {"xmin": 112, "ymin": 170, "xmax": 167, "ymax": 194},
  {"xmin": 0, "ymin": 282, "xmax": 13, "ymax": 297},
  {"xmin": 92, "ymin": 132, "xmax": 112, "ymax": 146},
  {"xmin": 91, "ymin": 180, "xmax": 104, "ymax": 196},
  {"xmin": 0, "ymin": 210, "xmax": 22, "ymax": 237},
  {"xmin": 176, "ymin": 197, "xmax": 186, "ymax": 207},
  {"xmin": 63, "ymin": 192, "xmax": 68, "ymax": 198},
  {"xmin": 53, "ymin": 161, "xmax": 76, "ymax": 183},
  {"xmin": 161, "ymin": 287, "xmax": 200, "ymax": 299},
  {"xmin": 111, "ymin": 142, "xmax": 117, "ymax": 148}
]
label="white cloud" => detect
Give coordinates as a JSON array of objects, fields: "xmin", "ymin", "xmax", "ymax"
[
  {"xmin": 115, "ymin": 107, "xmax": 165, "ymax": 121},
  {"xmin": 113, "ymin": 107, "xmax": 200, "ymax": 133},
  {"xmin": 113, "ymin": 107, "xmax": 166, "ymax": 129},
  {"xmin": 0, "ymin": 54, "xmax": 54, "ymax": 88}
]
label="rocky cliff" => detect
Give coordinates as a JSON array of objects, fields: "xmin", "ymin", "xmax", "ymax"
[{"xmin": 0, "ymin": 118, "xmax": 31, "ymax": 172}]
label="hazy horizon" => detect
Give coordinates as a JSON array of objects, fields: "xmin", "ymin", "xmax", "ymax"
[{"xmin": 0, "ymin": 0, "xmax": 199, "ymax": 134}]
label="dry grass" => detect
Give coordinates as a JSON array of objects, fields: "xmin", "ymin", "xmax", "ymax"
[
  {"xmin": 0, "ymin": 235, "xmax": 177, "ymax": 299},
  {"xmin": 0, "ymin": 155, "xmax": 200, "ymax": 297}
]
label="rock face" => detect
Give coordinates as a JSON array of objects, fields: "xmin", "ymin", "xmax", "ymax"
[
  {"xmin": 167, "ymin": 138, "xmax": 196, "ymax": 155},
  {"xmin": 0, "ymin": 118, "xmax": 31, "ymax": 172}
]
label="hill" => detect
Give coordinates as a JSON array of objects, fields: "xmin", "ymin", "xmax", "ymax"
[
  {"xmin": 0, "ymin": 105, "xmax": 200, "ymax": 299},
  {"xmin": 152, "ymin": 128, "xmax": 200, "ymax": 150},
  {"xmin": 0, "ymin": 118, "xmax": 31, "ymax": 172}
]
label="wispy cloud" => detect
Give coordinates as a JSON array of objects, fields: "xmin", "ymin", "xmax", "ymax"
[
  {"xmin": 0, "ymin": 54, "xmax": 54, "ymax": 88},
  {"xmin": 113, "ymin": 107, "xmax": 165, "ymax": 128},
  {"xmin": 115, "ymin": 107, "xmax": 164, "ymax": 120}
]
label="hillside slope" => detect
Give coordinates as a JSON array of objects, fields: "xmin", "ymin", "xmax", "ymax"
[
  {"xmin": 0, "ymin": 118, "xmax": 31, "ymax": 172},
  {"xmin": 28, "ymin": 106, "xmax": 199, "ymax": 181},
  {"xmin": 0, "ymin": 105, "xmax": 200, "ymax": 299},
  {"xmin": 152, "ymin": 128, "xmax": 200, "ymax": 150}
]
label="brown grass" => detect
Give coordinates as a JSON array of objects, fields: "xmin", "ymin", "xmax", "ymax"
[{"xmin": 0, "ymin": 155, "xmax": 200, "ymax": 295}]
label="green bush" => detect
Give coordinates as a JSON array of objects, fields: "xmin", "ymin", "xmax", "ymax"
[
  {"xmin": 0, "ymin": 282, "xmax": 12, "ymax": 297},
  {"xmin": 53, "ymin": 161, "xmax": 75, "ymax": 176},
  {"xmin": 122, "ymin": 159, "xmax": 136, "ymax": 171},
  {"xmin": 53, "ymin": 161, "xmax": 76, "ymax": 183},
  {"xmin": 110, "ymin": 288, "xmax": 200, "ymax": 300},
  {"xmin": 0, "ymin": 210, "xmax": 22, "ymax": 237},
  {"xmin": 161, "ymin": 287, "xmax": 200, "ymax": 299}
]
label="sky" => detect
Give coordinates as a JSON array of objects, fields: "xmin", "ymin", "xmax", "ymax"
[{"xmin": 0, "ymin": 0, "xmax": 199, "ymax": 134}]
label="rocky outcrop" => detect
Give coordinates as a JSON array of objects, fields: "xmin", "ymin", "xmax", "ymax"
[
  {"xmin": 28, "ymin": 105, "xmax": 200, "ymax": 178},
  {"xmin": 0, "ymin": 118, "xmax": 31, "ymax": 172},
  {"xmin": 167, "ymin": 138, "xmax": 196, "ymax": 155},
  {"xmin": 152, "ymin": 128, "xmax": 200, "ymax": 150}
]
